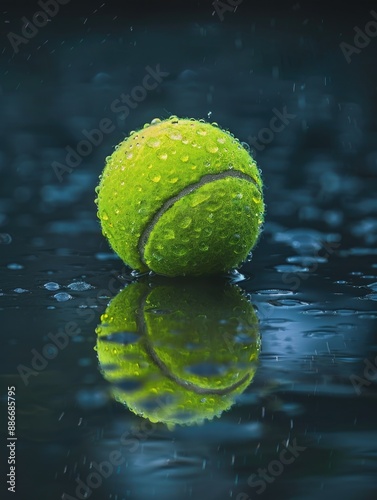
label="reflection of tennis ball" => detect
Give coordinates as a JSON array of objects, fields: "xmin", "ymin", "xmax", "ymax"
[
  {"xmin": 95, "ymin": 116, "xmax": 264, "ymax": 276},
  {"xmin": 95, "ymin": 278, "xmax": 260, "ymax": 427}
]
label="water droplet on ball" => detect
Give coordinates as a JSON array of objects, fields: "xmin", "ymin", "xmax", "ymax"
[
  {"xmin": 206, "ymin": 145, "xmax": 219, "ymax": 154},
  {"xmin": 179, "ymin": 216, "xmax": 192, "ymax": 228},
  {"xmin": 170, "ymin": 132, "xmax": 182, "ymax": 140},
  {"xmin": 147, "ymin": 138, "xmax": 161, "ymax": 148},
  {"xmin": 190, "ymin": 193, "xmax": 211, "ymax": 207},
  {"xmin": 163, "ymin": 229, "xmax": 175, "ymax": 240},
  {"xmin": 230, "ymin": 234, "xmax": 241, "ymax": 245}
]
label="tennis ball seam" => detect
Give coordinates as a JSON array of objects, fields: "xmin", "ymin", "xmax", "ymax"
[
  {"xmin": 137, "ymin": 288, "xmax": 252, "ymax": 396},
  {"xmin": 138, "ymin": 170, "xmax": 260, "ymax": 266}
]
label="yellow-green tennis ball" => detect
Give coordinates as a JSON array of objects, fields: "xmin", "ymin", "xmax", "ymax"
[
  {"xmin": 96, "ymin": 116, "xmax": 264, "ymax": 277},
  {"xmin": 95, "ymin": 278, "xmax": 260, "ymax": 427}
]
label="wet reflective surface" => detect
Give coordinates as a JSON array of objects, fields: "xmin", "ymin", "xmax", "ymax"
[{"xmin": 1, "ymin": 3, "xmax": 377, "ymax": 500}]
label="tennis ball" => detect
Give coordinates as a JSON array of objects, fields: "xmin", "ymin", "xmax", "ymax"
[
  {"xmin": 95, "ymin": 116, "xmax": 264, "ymax": 276},
  {"xmin": 95, "ymin": 278, "xmax": 260, "ymax": 427}
]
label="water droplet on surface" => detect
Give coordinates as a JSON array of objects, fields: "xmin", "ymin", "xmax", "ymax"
[
  {"xmin": 151, "ymin": 118, "xmax": 161, "ymax": 125},
  {"xmin": 14, "ymin": 288, "xmax": 28, "ymax": 294},
  {"xmin": 158, "ymin": 153, "xmax": 168, "ymax": 160},
  {"xmin": 275, "ymin": 264, "xmax": 309, "ymax": 273},
  {"xmin": 126, "ymin": 152, "xmax": 133, "ymax": 159},
  {"xmin": 44, "ymin": 282, "xmax": 60, "ymax": 291},
  {"xmin": 68, "ymin": 281, "xmax": 93, "ymax": 291},
  {"xmin": 53, "ymin": 292, "xmax": 73, "ymax": 302},
  {"xmin": 95, "ymin": 252, "xmax": 118, "ymax": 261},
  {"xmin": 7, "ymin": 263, "xmax": 24, "ymax": 270},
  {"xmin": 151, "ymin": 175, "xmax": 161, "ymax": 183},
  {"xmin": 196, "ymin": 129, "xmax": 207, "ymax": 136},
  {"xmin": 181, "ymin": 155, "xmax": 189, "ymax": 163}
]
